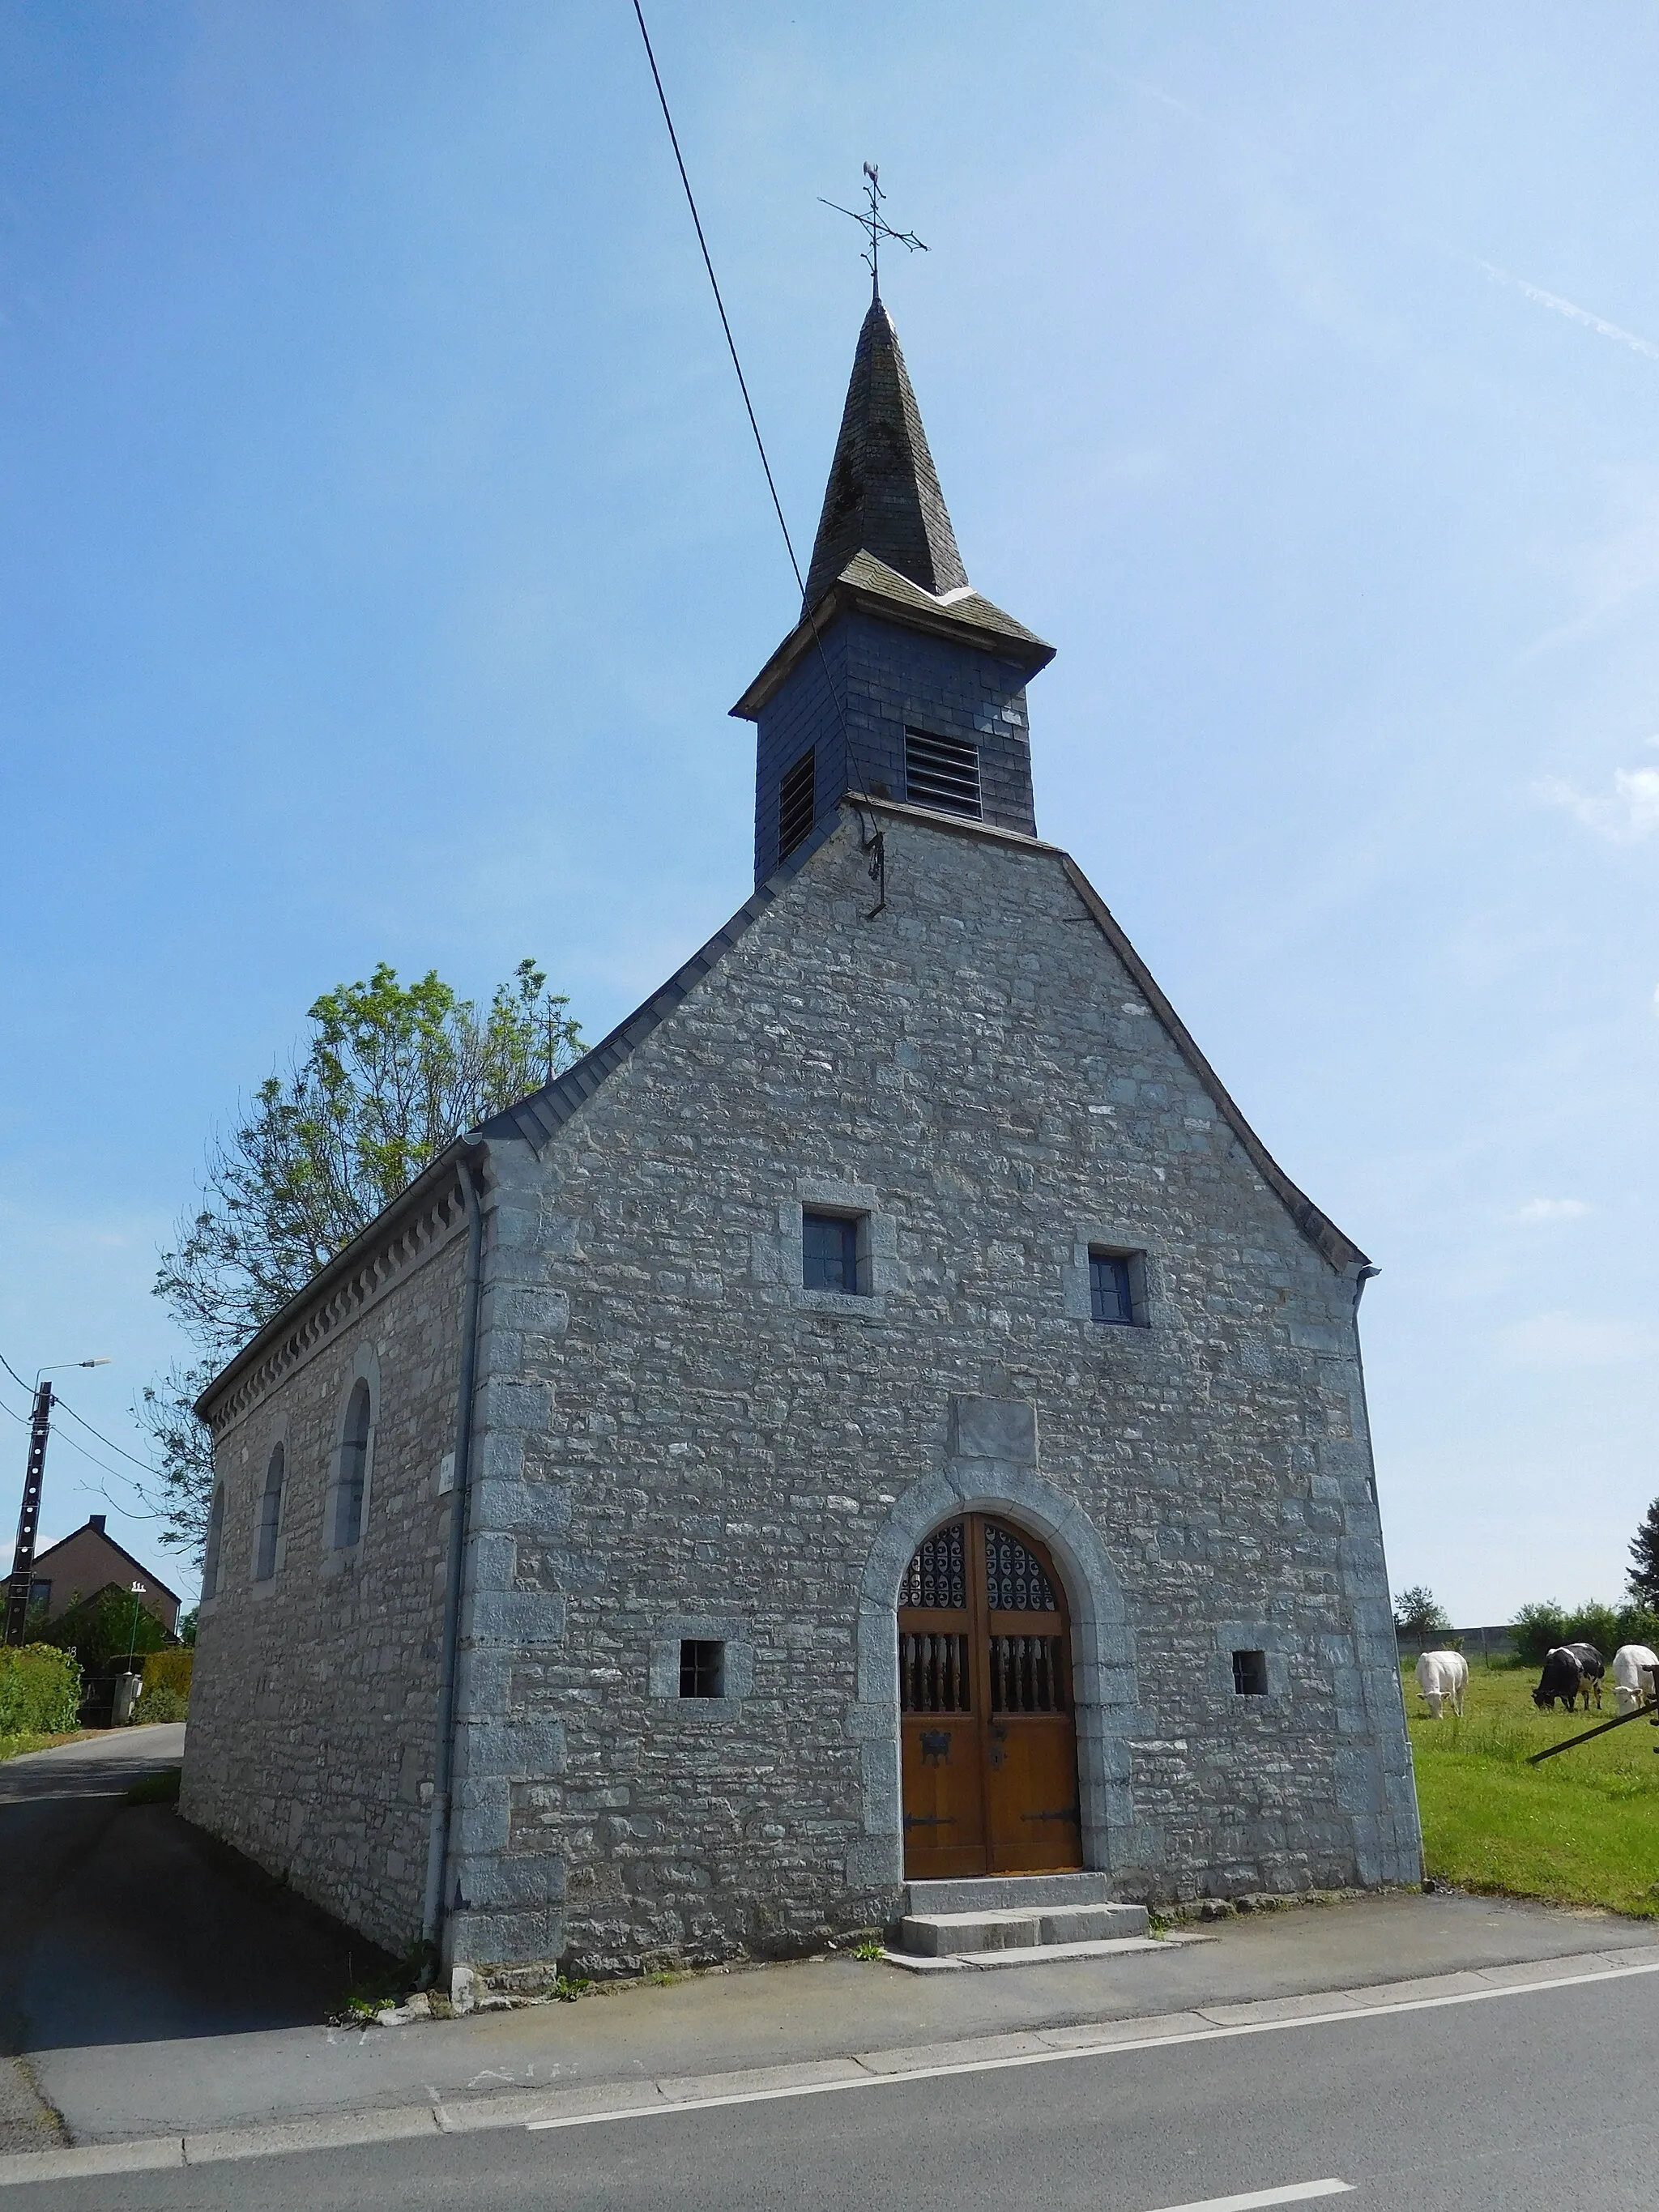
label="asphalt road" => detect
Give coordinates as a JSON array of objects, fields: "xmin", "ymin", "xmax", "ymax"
[
  {"xmin": 9, "ymin": 1963, "xmax": 1657, "ymax": 2210},
  {"xmin": 0, "ymin": 1727, "xmax": 385, "ymax": 2153}
]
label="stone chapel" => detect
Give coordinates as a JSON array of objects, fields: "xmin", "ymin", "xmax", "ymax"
[{"xmin": 183, "ymin": 295, "xmax": 1420, "ymax": 1979}]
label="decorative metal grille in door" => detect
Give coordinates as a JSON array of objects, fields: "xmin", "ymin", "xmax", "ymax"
[{"xmin": 897, "ymin": 1514, "xmax": 1081, "ymax": 1879}]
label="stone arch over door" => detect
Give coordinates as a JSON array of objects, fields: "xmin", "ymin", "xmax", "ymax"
[{"xmin": 849, "ymin": 1401, "xmax": 1141, "ymax": 1894}]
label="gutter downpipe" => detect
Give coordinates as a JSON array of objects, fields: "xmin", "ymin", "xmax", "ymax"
[
  {"xmin": 421, "ymin": 1150, "xmax": 485, "ymax": 1973},
  {"xmin": 1350, "ymin": 1262, "xmax": 1422, "ymax": 1879}
]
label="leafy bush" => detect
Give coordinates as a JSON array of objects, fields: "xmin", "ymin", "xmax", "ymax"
[
  {"xmin": 1512, "ymin": 1603, "xmax": 1567, "ymax": 1666},
  {"xmin": 129, "ymin": 1647, "xmax": 192, "ymax": 1723},
  {"xmin": 0, "ymin": 1644, "xmax": 83, "ymax": 1736},
  {"xmin": 141, "ymin": 1649, "xmax": 193, "ymax": 1702},
  {"xmin": 133, "ymin": 1685, "xmax": 190, "ymax": 1723},
  {"xmin": 1559, "ymin": 1602, "xmax": 1621, "ymax": 1656},
  {"xmin": 1511, "ymin": 1600, "xmax": 1659, "ymax": 1668}
]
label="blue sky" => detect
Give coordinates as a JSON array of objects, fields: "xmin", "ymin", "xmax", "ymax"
[{"xmin": 2, "ymin": 3, "xmax": 1657, "ymax": 1619}]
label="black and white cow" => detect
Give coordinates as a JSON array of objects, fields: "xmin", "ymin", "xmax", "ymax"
[
  {"xmin": 1533, "ymin": 1647, "xmax": 1583, "ymax": 1711},
  {"xmin": 1563, "ymin": 1643, "xmax": 1605, "ymax": 1711}
]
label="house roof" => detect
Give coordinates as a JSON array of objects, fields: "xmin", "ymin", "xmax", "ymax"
[
  {"xmin": 31, "ymin": 1518, "xmax": 181, "ymax": 1605},
  {"xmin": 198, "ymin": 801, "xmax": 1369, "ymax": 1420}
]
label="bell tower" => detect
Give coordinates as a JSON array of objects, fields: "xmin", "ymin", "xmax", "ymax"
[{"xmin": 732, "ymin": 300, "xmax": 1055, "ymax": 886}]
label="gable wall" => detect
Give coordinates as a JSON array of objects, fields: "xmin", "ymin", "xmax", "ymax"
[{"xmin": 454, "ymin": 812, "xmax": 1417, "ymax": 1976}]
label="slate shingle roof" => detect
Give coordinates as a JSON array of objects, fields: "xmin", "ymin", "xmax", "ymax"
[{"xmin": 801, "ymin": 300, "xmax": 970, "ymax": 612}]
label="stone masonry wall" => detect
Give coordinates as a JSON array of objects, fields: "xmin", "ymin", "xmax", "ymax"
[
  {"xmin": 181, "ymin": 1209, "xmax": 470, "ymax": 1958},
  {"xmin": 450, "ymin": 806, "xmax": 1418, "ymax": 1977}
]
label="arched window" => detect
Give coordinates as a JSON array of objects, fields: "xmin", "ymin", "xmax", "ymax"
[
  {"xmin": 202, "ymin": 1481, "xmax": 226, "ymax": 1600},
  {"xmin": 334, "ymin": 1381, "xmax": 371, "ymax": 1549},
  {"xmin": 254, "ymin": 1443, "xmax": 284, "ymax": 1582}
]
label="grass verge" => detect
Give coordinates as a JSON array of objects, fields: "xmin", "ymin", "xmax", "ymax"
[
  {"xmin": 126, "ymin": 1767, "xmax": 182, "ymax": 1805},
  {"xmin": 1407, "ymin": 1660, "xmax": 1659, "ymax": 1916},
  {"xmin": 0, "ymin": 1728, "xmax": 99, "ymax": 1763}
]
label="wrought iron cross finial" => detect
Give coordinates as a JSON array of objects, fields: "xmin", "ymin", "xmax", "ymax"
[{"xmin": 819, "ymin": 162, "xmax": 928, "ymax": 302}]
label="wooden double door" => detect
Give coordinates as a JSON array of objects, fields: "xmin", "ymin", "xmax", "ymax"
[{"xmin": 898, "ymin": 1515, "xmax": 1082, "ymax": 1879}]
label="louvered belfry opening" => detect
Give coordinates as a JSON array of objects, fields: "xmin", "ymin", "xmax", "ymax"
[
  {"xmin": 903, "ymin": 727, "xmax": 982, "ymax": 819},
  {"xmin": 778, "ymin": 747, "xmax": 817, "ymax": 861},
  {"xmin": 898, "ymin": 1513, "xmax": 1081, "ymax": 1878}
]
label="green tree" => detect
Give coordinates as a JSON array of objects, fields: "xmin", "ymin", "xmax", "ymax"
[
  {"xmin": 1512, "ymin": 1600, "xmax": 1567, "ymax": 1666},
  {"xmin": 1560, "ymin": 1601, "xmax": 1620, "ymax": 1656},
  {"xmin": 32, "ymin": 1587, "xmax": 168, "ymax": 1677},
  {"xmin": 1627, "ymin": 1498, "xmax": 1659, "ymax": 1610},
  {"xmin": 156, "ymin": 960, "xmax": 581, "ymax": 1356},
  {"xmin": 130, "ymin": 959, "xmax": 582, "ymax": 1561},
  {"xmin": 1392, "ymin": 1586, "xmax": 1452, "ymax": 1634}
]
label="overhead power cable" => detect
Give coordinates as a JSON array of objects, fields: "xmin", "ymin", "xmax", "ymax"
[
  {"xmin": 0, "ymin": 1348, "xmax": 161, "ymax": 1474},
  {"xmin": 51, "ymin": 1394, "xmax": 165, "ymax": 1477},
  {"xmin": 629, "ymin": 1, "xmax": 889, "ymax": 908}
]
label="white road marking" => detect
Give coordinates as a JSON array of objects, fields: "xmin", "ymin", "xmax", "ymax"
[
  {"xmin": 1140, "ymin": 2183, "xmax": 1351, "ymax": 2212},
  {"xmin": 524, "ymin": 1954, "xmax": 1659, "ymax": 2130}
]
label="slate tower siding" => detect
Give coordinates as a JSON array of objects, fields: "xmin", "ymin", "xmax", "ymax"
[
  {"xmin": 445, "ymin": 808, "xmax": 1417, "ymax": 1976},
  {"xmin": 753, "ymin": 611, "xmax": 1036, "ymax": 883}
]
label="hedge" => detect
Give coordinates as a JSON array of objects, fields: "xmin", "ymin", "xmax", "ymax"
[
  {"xmin": 0, "ymin": 1643, "xmax": 83, "ymax": 1737},
  {"xmin": 136, "ymin": 1647, "xmax": 192, "ymax": 1721}
]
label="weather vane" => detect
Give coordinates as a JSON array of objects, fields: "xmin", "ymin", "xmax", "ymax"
[{"xmin": 819, "ymin": 163, "xmax": 927, "ymax": 302}]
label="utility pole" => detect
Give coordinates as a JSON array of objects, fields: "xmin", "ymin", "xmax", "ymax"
[
  {"xmin": 4, "ymin": 1357, "xmax": 109, "ymax": 1648},
  {"xmin": 4, "ymin": 1383, "xmax": 53, "ymax": 1647}
]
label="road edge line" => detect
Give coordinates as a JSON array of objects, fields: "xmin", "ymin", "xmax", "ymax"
[{"xmin": 2, "ymin": 1950, "xmax": 1657, "ymax": 2184}]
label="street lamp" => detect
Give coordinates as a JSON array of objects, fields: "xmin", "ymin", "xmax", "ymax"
[{"xmin": 124, "ymin": 1581, "xmax": 147, "ymax": 1671}]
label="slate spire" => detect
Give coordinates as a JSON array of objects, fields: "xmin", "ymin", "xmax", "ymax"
[{"xmin": 800, "ymin": 300, "xmax": 970, "ymax": 611}]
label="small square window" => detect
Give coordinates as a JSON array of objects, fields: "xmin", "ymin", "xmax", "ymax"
[
  {"xmin": 1090, "ymin": 1250, "xmax": 1136, "ymax": 1325},
  {"xmin": 803, "ymin": 1211, "xmax": 862, "ymax": 1294},
  {"xmin": 679, "ymin": 1639, "xmax": 725, "ymax": 1698},
  {"xmin": 1232, "ymin": 1649, "xmax": 1269, "ymax": 1696}
]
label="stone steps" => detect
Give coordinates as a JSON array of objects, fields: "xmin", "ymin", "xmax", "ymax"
[{"xmin": 897, "ymin": 1874, "xmax": 1149, "ymax": 1959}]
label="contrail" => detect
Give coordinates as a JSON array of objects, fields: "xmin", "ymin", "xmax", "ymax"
[{"xmin": 1474, "ymin": 257, "xmax": 1659, "ymax": 363}]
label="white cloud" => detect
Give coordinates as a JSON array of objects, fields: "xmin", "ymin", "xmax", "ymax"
[
  {"xmin": 1535, "ymin": 765, "xmax": 1659, "ymax": 842},
  {"xmin": 1512, "ymin": 1197, "xmax": 1590, "ymax": 1222}
]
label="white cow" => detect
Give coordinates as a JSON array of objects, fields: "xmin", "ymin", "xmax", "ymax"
[
  {"xmin": 1610, "ymin": 1644, "xmax": 1659, "ymax": 1715},
  {"xmin": 1415, "ymin": 1649, "xmax": 1468, "ymax": 1719}
]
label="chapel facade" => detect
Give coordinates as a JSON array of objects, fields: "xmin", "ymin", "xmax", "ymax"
[{"xmin": 181, "ymin": 297, "xmax": 1420, "ymax": 1977}]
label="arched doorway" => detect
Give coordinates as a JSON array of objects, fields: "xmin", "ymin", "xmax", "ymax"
[{"xmin": 898, "ymin": 1515, "xmax": 1082, "ymax": 1879}]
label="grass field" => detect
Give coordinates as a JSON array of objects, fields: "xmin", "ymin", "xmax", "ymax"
[{"xmin": 1406, "ymin": 1660, "xmax": 1659, "ymax": 1916}]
